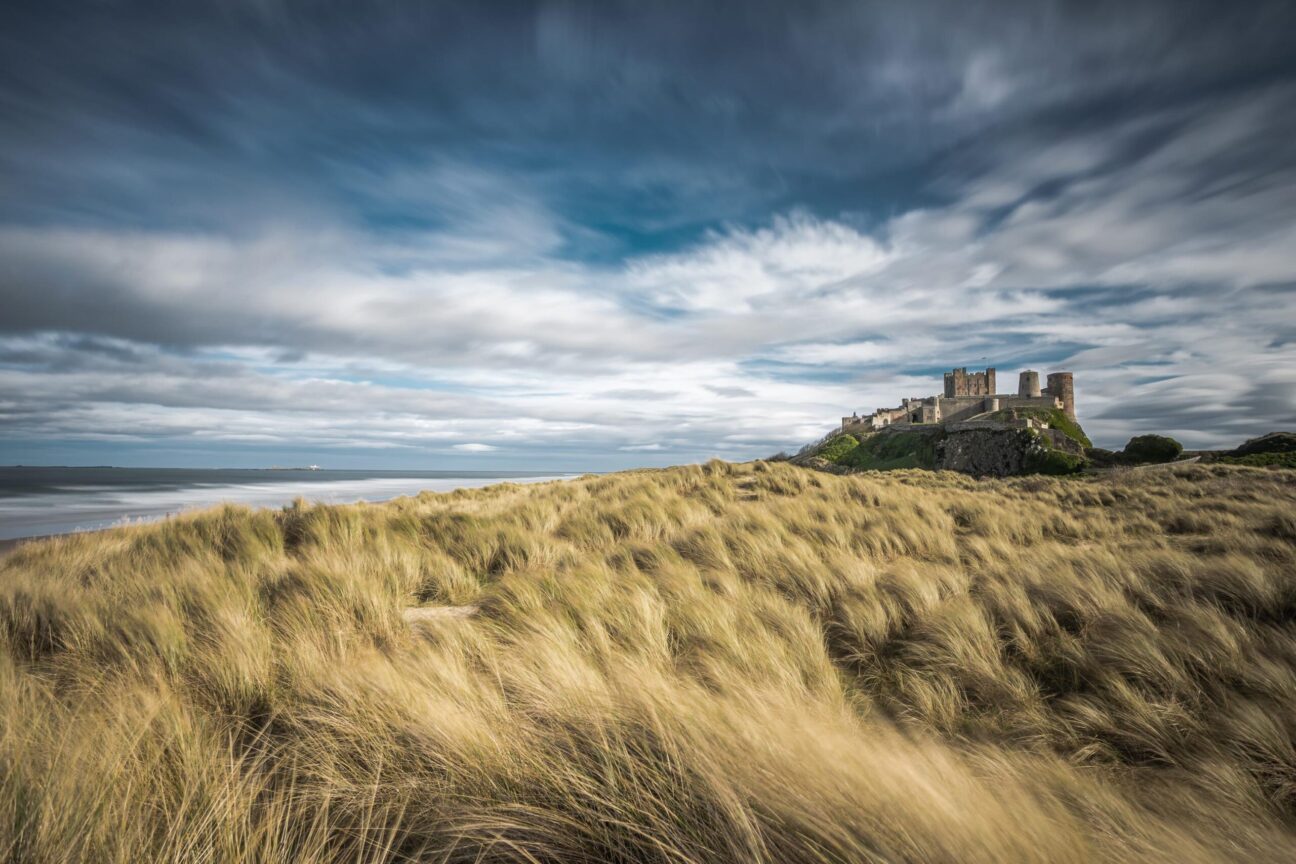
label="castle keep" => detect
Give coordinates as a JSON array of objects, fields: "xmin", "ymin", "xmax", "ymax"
[{"xmin": 842, "ymin": 366, "xmax": 1076, "ymax": 433}]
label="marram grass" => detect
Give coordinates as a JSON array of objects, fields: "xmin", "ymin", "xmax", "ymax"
[{"xmin": 2, "ymin": 461, "xmax": 1296, "ymax": 863}]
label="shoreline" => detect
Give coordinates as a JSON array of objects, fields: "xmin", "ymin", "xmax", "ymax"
[{"xmin": 1, "ymin": 472, "xmax": 578, "ymax": 554}]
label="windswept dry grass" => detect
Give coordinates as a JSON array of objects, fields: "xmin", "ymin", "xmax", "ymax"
[{"xmin": 2, "ymin": 461, "xmax": 1295, "ymax": 862}]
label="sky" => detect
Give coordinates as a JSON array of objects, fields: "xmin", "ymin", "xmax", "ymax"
[{"xmin": 1, "ymin": 0, "xmax": 1295, "ymax": 471}]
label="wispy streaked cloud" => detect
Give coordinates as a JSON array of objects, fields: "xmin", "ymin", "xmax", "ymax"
[{"xmin": 1, "ymin": 1, "xmax": 1294, "ymax": 467}]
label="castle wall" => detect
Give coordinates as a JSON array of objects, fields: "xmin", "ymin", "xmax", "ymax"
[
  {"xmin": 846, "ymin": 393, "xmax": 1061, "ymax": 432},
  {"xmin": 995, "ymin": 395, "xmax": 1061, "ymax": 413},
  {"xmin": 872, "ymin": 406, "xmax": 908, "ymax": 428},
  {"xmin": 939, "ymin": 394, "xmax": 1061, "ymax": 426},
  {"xmin": 842, "ymin": 405, "xmax": 910, "ymax": 431},
  {"xmin": 934, "ymin": 396, "xmax": 996, "ymax": 424},
  {"xmin": 842, "ymin": 367, "xmax": 1076, "ymax": 434},
  {"xmin": 947, "ymin": 417, "xmax": 1043, "ymax": 432}
]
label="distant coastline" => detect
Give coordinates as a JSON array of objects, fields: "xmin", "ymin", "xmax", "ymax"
[{"xmin": 0, "ymin": 466, "xmax": 576, "ymax": 542}]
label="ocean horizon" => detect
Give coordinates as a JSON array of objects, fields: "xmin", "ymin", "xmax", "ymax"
[{"xmin": 0, "ymin": 466, "xmax": 575, "ymax": 541}]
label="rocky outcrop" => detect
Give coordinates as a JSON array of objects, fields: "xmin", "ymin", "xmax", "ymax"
[
  {"xmin": 936, "ymin": 428, "xmax": 1030, "ymax": 476},
  {"xmin": 936, "ymin": 427, "xmax": 1084, "ymax": 477}
]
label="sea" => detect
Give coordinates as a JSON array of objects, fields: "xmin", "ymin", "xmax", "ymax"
[{"xmin": 0, "ymin": 466, "xmax": 573, "ymax": 541}]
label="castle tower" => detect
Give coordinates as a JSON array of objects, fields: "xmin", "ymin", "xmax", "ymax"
[
  {"xmin": 943, "ymin": 368, "xmax": 963, "ymax": 398},
  {"xmin": 1018, "ymin": 370, "xmax": 1041, "ymax": 397},
  {"xmin": 1046, "ymin": 372, "xmax": 1075, "ymax": 420},
  {"xmin": 944, "ymin": 367, "xmax": 995, "ymax": 397}
]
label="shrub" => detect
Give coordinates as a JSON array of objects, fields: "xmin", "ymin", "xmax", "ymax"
[
  {"xmin": 1025, "ymin": 433, "xmax": 1086, "ymax": 475},
  {"xmin": 816, "ymin": 434, "xmax": 860, "ymax": 463},
  {"xmin": 1027, "ymin": 448, "xmax": 1086, "ymax": 475},
  {"xmin": 1123, "ymin": 434, "xmax": 1183, "ymax": 464}
]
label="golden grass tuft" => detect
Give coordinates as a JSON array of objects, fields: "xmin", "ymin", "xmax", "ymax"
[{"xmin": 2, "ymin": 461, "xmax": 1295, "ymax": 862}]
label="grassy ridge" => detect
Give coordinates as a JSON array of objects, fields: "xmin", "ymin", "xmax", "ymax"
[
  {"xmin": 839, "ymin": 429, "xmax": 939, "ymax": 470},
  {"xmin": 1218, "ymin": 451, "xmax": 1296, "ymax": 469},
  {"xmin": 3, "ymin": 462, "xmax": 1296, "ymax": 862},
  {"xmin": 811, "ymin": 430, "xmax": 940, "ymax": 470}
]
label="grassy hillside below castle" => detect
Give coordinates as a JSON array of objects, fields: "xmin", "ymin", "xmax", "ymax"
[
  {"xmin": 804, "ymin": 407, "xmax": 1092, "ymax": 475},
  {"xmin": 3, "ymin": 462, "xmax": 1296, "ymax": 862},
  {"xmin": 806, "ymin": 415, "xmax": 1294, "ymax": 477},
  {"xmin": 815, "ymin": 428, "xmax": 942, "ymax": 470}
]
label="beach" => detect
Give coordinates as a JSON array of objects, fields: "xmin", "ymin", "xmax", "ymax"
[{"xmin": 0, "ymin": 466, "xmax": 572, "ymax": 543}]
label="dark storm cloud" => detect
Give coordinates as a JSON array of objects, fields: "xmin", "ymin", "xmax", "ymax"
[
  {"xmin": 5, "ymin": 0, "xmax": 1294, "ymax": 232},
  {"xmin": 1, "ymin": 0, "xmax": 1295, "ymax": 465}
]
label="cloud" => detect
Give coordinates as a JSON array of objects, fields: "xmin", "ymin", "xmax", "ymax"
[
  {"xmin": 626, "ymin": 213, "xmax": 892, "ymax": 313},
  {"xmin": 1, "ymin": 2, "xmax": 1294, "ymax": 466},
  {"xmin": 705, "ymin": 385, "xmax": 756, "ymax": 398},
  {"xmin": 771, "ymin": 341, "xmax": 900, "ymax": 367}
]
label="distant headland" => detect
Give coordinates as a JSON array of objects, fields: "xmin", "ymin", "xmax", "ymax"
[{"xmin": 794, "ymin": 365, "xmax": 1294, "ymax": 476}]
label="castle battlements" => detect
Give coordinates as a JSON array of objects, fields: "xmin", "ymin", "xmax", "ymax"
[{"xmin": 841, "ymin": 366, "xmax": 1076, "ymax": 433}]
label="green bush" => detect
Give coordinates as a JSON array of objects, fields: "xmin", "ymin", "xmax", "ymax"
[
  {"xmin": 1027, "ymin": 447, "xmax": 1086, "ymax": 475},
  {"xmin": 817, "ymin": 435, "xmax": 860, "ymax": 463},
  {"xmin": 1123, "ymin": 434, "xmax": 1183, "ymax": 464},
  {"xmin": 1024, "ymin": 431, "xmax": 1086, "ymax": 475}
]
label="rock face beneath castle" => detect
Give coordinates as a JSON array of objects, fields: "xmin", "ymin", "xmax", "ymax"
[
  {"xmin": 841, "ymin": 366, "xmax": 1076, "ymax": 434},
  {"xmin": 937, "ymin": 427, "xmax": 1083, "ymax": 476}
]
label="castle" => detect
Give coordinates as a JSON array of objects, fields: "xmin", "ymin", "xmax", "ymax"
[{"xmin": 842, "ymin": 367, "xmax": 1075, "ymax": 432}]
